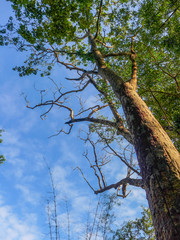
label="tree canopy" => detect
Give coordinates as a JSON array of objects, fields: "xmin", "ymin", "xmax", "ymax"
[{"xmin": 1, "ymin": 0, "xmax": 179, "ymax": 148}]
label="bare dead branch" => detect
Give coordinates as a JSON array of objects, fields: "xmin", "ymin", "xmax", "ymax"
[
  {"xmin": 116, "ymin": 148, "xmax": 136, "ymax": 198},
  {"xmin": 88, "ymin": 75, "xmax": 122, "ymax": 122},
  {"xmin": 87, "ymin": 137, "xmax": 106, "ymax": 188},
  {"xmin": 117, "ymin": 184, "xmax": 131, "ymax": 198},
  {"xmin": 54, "ymin": 80, "xmax": 91, "ymax": 103},
  {"xmin": 83, "ymin": 152, "xmax": 103, "ymax": 189},
  {"xmin": 28, "ymin": 101, "xmax": 74, "ymax": 120},
  {"xmin": 98, "ymin": 135, "xmax": 141, "ymax": 176},
  {"xmin": 65, "ymin": 116, "xmax": 115, "ymax": 126},
  {"xmin": 40, "ymin": 104, "xmax": 54, "ymax": 120},
  {"xmin": 96, "ymin": 38, "xmax": 114, "ymax": 48},
  {"xmin": 75, "ymin": 104, "xmax": 108, "ymax": 118},
  {"xmin": 48, "ymin": 124, "xmax": 73, "ymax": 138}
]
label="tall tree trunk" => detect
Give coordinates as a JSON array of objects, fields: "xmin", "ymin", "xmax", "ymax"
[
  {"xmin": 89, "ymin": 33, "xmax": 180, "ymax": 239},
  {"xmin": 119, "ymin": 82, "xmax": 180, "ymax": 240}
]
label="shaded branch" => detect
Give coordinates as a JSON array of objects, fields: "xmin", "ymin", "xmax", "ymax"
[
  {"xmin": 147, "ymin": 48, "xmax": 180, "ymax": 91},
  {"xmin": 98, "ymin": 134, "xmax": 140, "ymax": 176},
  {"xmin": 88, "ymin": 75, "xmax": 122, "ymax": 121},
  {"xmin": 159, "ymin": 5, "xmax": 180, "ymax": 30},
  {"xmin": 129, "ymin": 37, "xmax": 137, "ymax": 90},
  {"xmin": 94, "ymin": 0, "xmax": 103, "ymax": 39},
  {"xmin": 149, "ymin": 88, "xmax": 173, "ymax": 127},
  {"xmin": 103, "ymin": 52, "xmax": 131, "ymax": 58},
  {"xmin": 140, "ymin": 89, "xmax": 180, "ymax": 97}
]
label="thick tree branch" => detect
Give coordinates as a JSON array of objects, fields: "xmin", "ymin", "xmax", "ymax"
[
  {"xmin": 88, "ymin": 32, "xmax": 124, "ymax": 92},
  {"xmin": 66, "ymin": 117, "xmax": 116, "ymax": 127},
  {"xmin": 95, "ymin": 178, "xmax": 144, "ymax": 194}
]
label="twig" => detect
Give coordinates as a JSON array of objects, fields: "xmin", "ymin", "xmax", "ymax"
[{"xmin": 74, "ymin": 166, "xmax": 95, "ymax": 192}]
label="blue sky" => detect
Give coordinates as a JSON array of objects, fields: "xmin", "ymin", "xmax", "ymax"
[{"xmin": 0, "ymin": 1, "xmax": 148, "ymax": 239}]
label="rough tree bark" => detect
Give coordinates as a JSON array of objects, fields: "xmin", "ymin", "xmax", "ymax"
[{"xmin": 89, "ymin": 33, "xmax": 180, "ymax": 240}]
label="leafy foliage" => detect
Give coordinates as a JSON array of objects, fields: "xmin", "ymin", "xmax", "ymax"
[{"xmin": 113, "ymin": 207, "xmax": 155, "ymax": 240}]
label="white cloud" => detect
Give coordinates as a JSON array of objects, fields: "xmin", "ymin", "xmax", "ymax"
[{"xmin": 0, "ymin": 198, "xmax": 42, "ymax": 240}]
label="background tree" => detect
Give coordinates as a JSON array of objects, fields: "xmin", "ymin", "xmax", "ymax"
[
  {"xmin": 0, "ymin": 129, "xmax": 5, "ymax": 165},
  {"xmin": 0, "ymin": 0, "xmax": 180, "ymax": 239},
  {"xmin": 45, "ymin": 167, "xmax": 154, "ymax": 240}
]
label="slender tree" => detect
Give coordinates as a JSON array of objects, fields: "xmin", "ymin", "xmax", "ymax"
[
  {"xmin": 1, "ymin": 0, "xmax": 180, "ymax": 239},
  {"xmin": 113, "ymin": 207, "xmax": 155, "ymax": 240}
]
